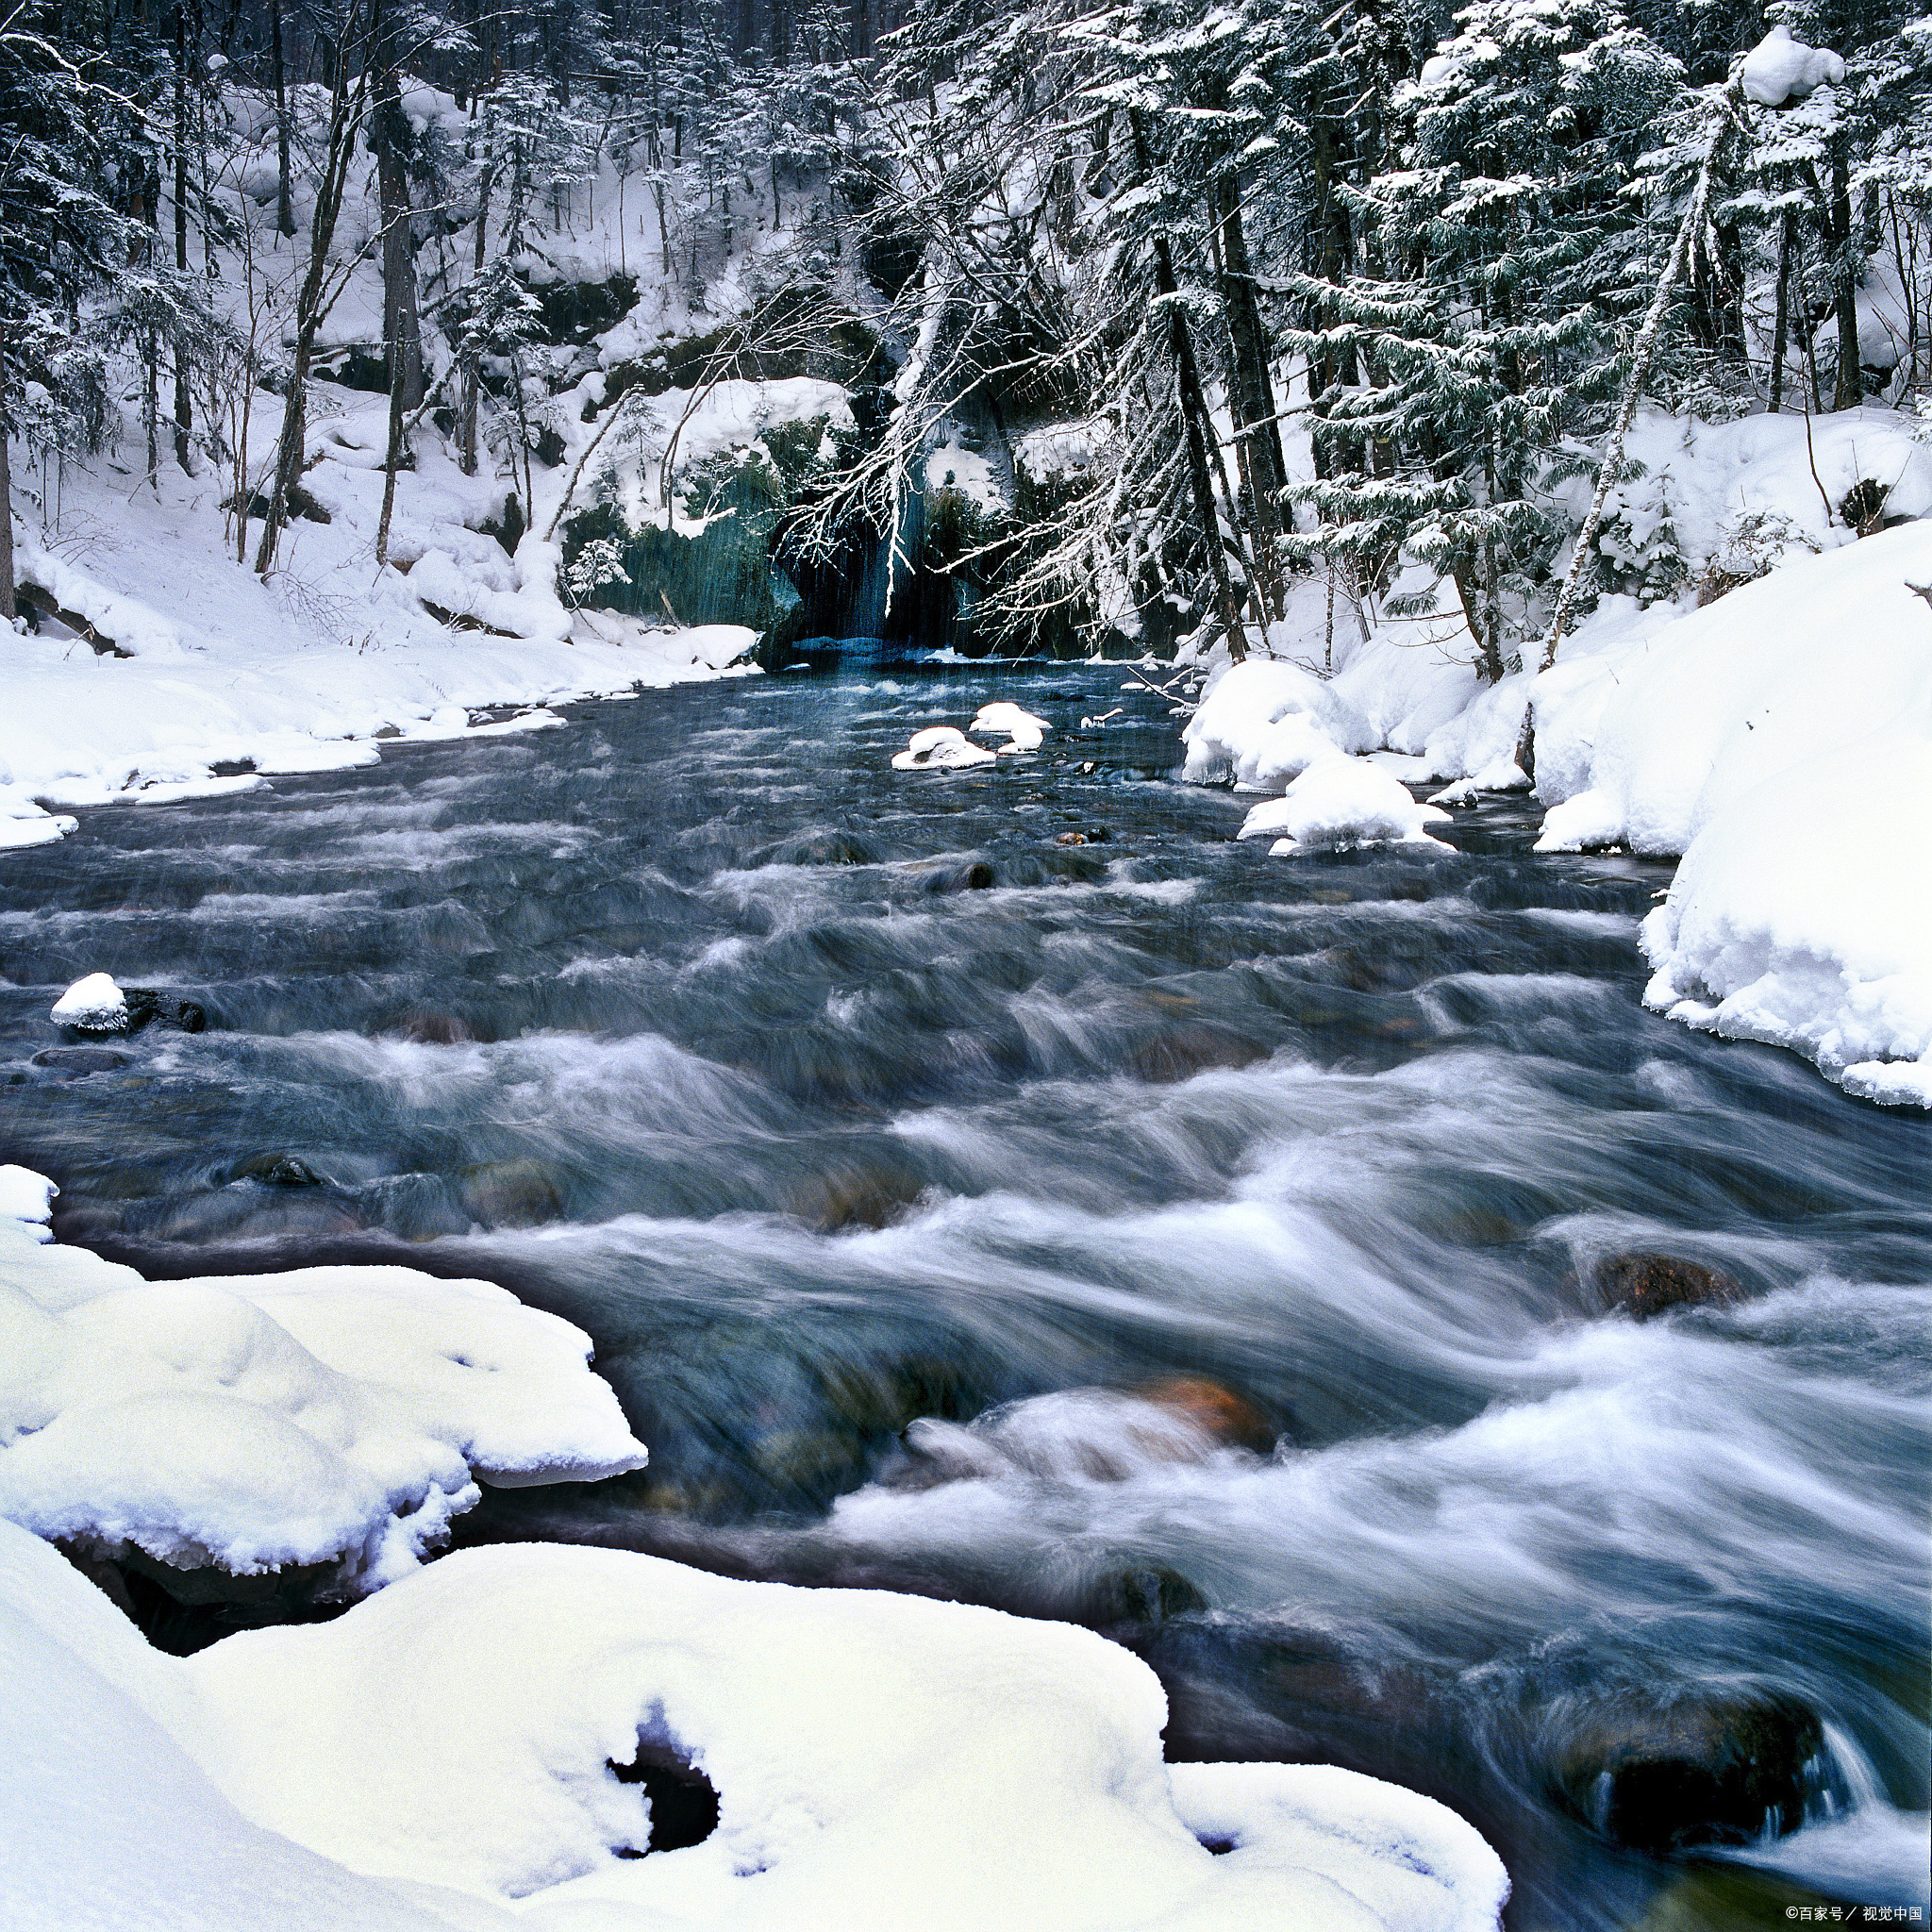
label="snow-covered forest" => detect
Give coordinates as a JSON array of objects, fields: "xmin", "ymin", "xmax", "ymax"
[{"xmin": 3, "ymin": 0, "xmax": 1930, "ymax": 1925}]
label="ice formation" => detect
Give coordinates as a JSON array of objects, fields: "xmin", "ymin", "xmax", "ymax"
[{"xmin": 973, "ymin": 701, "xmax": 1050, "ymax": 752}]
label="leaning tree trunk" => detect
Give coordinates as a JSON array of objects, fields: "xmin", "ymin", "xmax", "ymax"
[{"xmin": 1132, "ymin": 115, "xmax": 1247, "ymax": 662}]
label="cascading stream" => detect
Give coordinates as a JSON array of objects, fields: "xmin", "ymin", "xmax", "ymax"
[{"xmin": 1, "ymin": 663, "xmax": 1925, "ymax": 1930}]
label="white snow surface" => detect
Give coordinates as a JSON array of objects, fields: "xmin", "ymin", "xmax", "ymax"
[
  {"xmin": 0, "ymin": 1518, "xmax": 1509, "ymax": 1932},
  {"xmin": 892, "ymin": 724, "xmax": 999, "ymax": 770},
  {"xmin": 1240, "ymin": 761, "xmax": 1453, "ymax": 857},
  {"xmin": 49, "ymin": 971, "xmax": 128, "ymax": 1028},
  {"xmin": 0, "ymin": 1180, "xmax": 645, "ymax": 1583},
  {"xmin": 1535, "ymin": 522, "xmax": 1932, "ymax": 1106},
  {"xmin": 1740, "ymin": 25, "xmax": 1845, "ymax": 106}
]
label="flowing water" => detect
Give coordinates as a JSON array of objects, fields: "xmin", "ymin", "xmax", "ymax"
[{"xmin": 2, "ymin": 662, "xmax": 1926, "ymax": 1928}]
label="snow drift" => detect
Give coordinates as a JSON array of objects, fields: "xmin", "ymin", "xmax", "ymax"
[{"xmin": 0, "ymin": 1515, "xmax": 1508, "ymax": 1932}]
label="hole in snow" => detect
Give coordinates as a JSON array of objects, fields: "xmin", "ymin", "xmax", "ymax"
[
  {"xmin": 1197, "ymin": 1835, "xmax": 1238, "ymax": 1856},
  {"xmin": 608, "ymin": 1732, "xmax": 721, "ymax": 1855}
]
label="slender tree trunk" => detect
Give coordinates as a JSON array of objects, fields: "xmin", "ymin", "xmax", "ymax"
[
  {"xmin": 173, "ymin": 0, "xmax": 193, "ymax": 472},
  {"xmin": 1214, "ymin": 176, "xmax": 1285, "ymax": 620},
  {"xmin": 0, "ymin": 407, "xmax": 15, "ymax": 625},
  {"xmin": 1769, "ymin": 208, "xmax": 1793, "ymax": 412},
  {"xmin": 375, "ymin": 58, "xmax": 425, "ymax": 412},
  {"xmin": 273, "ymin": 0, "xmax": 296, "ymax": 238},
  {"xmin": 459, "ymin": 162, "xmax": 493, "ymax": 476},
  {"xmin": 1829, "ymin": 137, "xmax": 1861, "ymax": 410}
]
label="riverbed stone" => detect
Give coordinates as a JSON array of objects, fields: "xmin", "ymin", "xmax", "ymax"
[
  {"xmin": 1549, "ymin": 1687, "xmax": 1826, "ymax": 1854},
  {"xmin": 1594, "ymin": 1253, "xmax": 1744, "ymax": 1320}
]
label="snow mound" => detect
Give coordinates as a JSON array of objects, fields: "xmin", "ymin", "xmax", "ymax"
[
  {"xmin": 974, "ymin": 701, "xmax": 1049, "ymax": 752},
  {"xmin": 0, "ymin": 1185, "xmax": 646, "ymax": 1586},
  {"xmin": 1182, "ymin": 659, "xmax": 1372, "ymax": 790},
  {"xmin": 1741, "ymin": 25, "xmax": 1844, "ymax": 107},
  {"xmin": 0, "ymin": 1168, "xmax": 58, "ymax": 1241},
  {"xmin": 1240, "ymin": 760, "xmax": 1452, "ymax": 857},
  {"xmin": 0, "ymin": 1518, "xmax": 1507, "ymax": 1931},
  {"xmin": 0, "ymin": 1521, "xmax": 504, "ymax": 1932},
  {"xmin": 892, "ymin": 725, "xmax": 998, "ymax": 771},
  {"xmin": 1535, "ymin": 521, "xmax": 1932, "ymax": 1105},
  {"xmin": 50, "ymin": 972, "xmax": 128, "ymax": 1029},
  {"xmin": 180, "ymin": 1538, "xmax": 1507, "ymax": 1929}
]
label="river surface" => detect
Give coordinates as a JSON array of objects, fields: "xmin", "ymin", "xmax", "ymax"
[{"xmin": 2, "ymin": 662, "xmax": 1926, "ymax": 1929}]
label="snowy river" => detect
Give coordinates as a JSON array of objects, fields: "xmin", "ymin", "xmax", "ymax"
[{"xmin": 1, "ymin": 663, "xmax": 1926, "ymax": 1928}]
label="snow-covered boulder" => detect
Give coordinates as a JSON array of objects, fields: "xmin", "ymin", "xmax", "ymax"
[
  {"xmin": 50, "ymin": 973, "xmax": 129, "ymax": 1031},
  {"xmin": 1741, "ymin": 25, "xmax": 1844, "ymax": 107},
  {"xmin": 0, "ymin": 1183, "xmax": 646, "ymax": 1588},
  {"xmin": 973, "ymin": 702, "xmax": 1049, "ymax": 752},
  {"xmin": 1536, "ymin": 521, "xmax": 1932, "ymax": 1105},
  {"xmin": 1239, "ymin": 759, "xmax": 1452, "ymax": 857},
  {"xmin": 892, "ymin": 725, "xmax": 998, "ymax": 771},
  {"xmin": 1182, "ymin": 659, "xmax": 1372, "ymax": 791}
]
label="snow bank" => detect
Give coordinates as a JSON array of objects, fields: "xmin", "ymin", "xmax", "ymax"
[
  {"xmin": 1537, "ymin": 522, "xmax": 1932, "ymax": 1105},
  {"xmin": 1240, "ymin": 760, "xmax": 1452, "ymax": 857},
  {"xmin": 0, "ymin": 1521, "xmax": 503, "ymax": 1932},
  {"xmin": 0, "ymin": 1517, "xmax": 1507, "ymax": 1931},
  {"xmin": 0, "ymin": 1177, "xmax": 645, "ymax": 1585}
]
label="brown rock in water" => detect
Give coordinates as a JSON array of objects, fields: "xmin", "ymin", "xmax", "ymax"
[
  {"xmin": 395, "ymin": 1008, "xmax": 476, "ymax": 1044},
  {"xmin": 1136, "ymin": 1375, "xmax": 1278, "ymax": 1455},
  {"xmin": 1595, "ymin": 1253, "xmax": 1743, "ymax": 1320},
  {"xmin": 458, "ymin": 1158, "xmax": 564, "ymax": 1227},
  {"xmin": 1056, "ymin": 831, "xmax": 1089, "ymax": 846}
]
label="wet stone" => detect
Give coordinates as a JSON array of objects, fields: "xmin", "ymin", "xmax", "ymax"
[
  {"xmin": 32, "ymin": 1047, "xmax": 131, "ymax": 1075},
  {"xmin": 232, "ymin": 1154, "xmax": 326, "ymax": 1188},
  {"xmin": 1594, "ymin": 1253, "xmax": 1744, "ymax": 1320}
]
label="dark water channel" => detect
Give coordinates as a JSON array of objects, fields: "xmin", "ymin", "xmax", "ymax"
[{"xmin": 2, "ymin": 662, "xmax": 1926, "ymax": 1929}]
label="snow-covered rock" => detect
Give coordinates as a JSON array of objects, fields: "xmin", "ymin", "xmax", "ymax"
[
  {"xmin": 973, "ymin": 702, "xmax": 1049, "ymax": 752},
  {"xmin": 0, "ymin": 1518, "xmax": 1506, "ymax": 1931},
  {"xmin": 0, "ymin": 1187, "xmax": 646, "ymax": 1587},
  {"xmin": 1741, "ymin": 25, "xmax": 1845, "ymax": 108},
  {"xmin": 50, "ymin": 973, "xmax": 129, "ymax": 1031},
  {"xmin": 1182, "ymin": 659, "xmax": 1372, "ymax": 790},
  {"xmin": 0, "ymin": 1168, "xmax": 58, "ymax": 1242},
  {"xmin": 1239, "ymin": 760, "xmax": 1453, "ymax": 857},
  {"xmin": 1536, "ymin": 520, "xmax": 1932, "ymax": 1106},
  {"xmin": 892, "ymin": 725, "xmax": 999, "ymax": 771}
]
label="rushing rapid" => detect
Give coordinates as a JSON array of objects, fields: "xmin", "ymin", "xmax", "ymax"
[{"xmin": 2, "ymin": 663, "xmax": 1925, "ymax": 1929}]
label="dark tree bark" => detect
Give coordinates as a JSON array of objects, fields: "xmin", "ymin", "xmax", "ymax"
[
  {"xmin": 1130, "ymin": 114, "xmax": 1247, "ymax": 661},
  {"xmin": 0, "ymin": 400, "xmax": 15, "ymax": 625},
  {"xmin": 172, "ymin": 0, "xmax": 193, "ymax": 472},
  {"xmin": 1828, "ymin": 137, "xmax": 1862, "ymax": 410},
  {"xmin": 375, "ymin": 56, "xmax": 425, "ymax": 413},
  {"xmin": 272, "ymin": 0, "xmax": 296, "ymax": 238},
  {"xmin": 1770, "ymin": 208, "xmax": 1794, "ymax": 411}
]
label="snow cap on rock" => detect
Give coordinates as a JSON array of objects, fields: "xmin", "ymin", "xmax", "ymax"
[
  {"xmin": 51, "ymin": 974, "xmax": 128, "ymax": 1030},
  {"xmin": 1240, "ymin": 758, "xmax": 1452, "ymax": 856},
  {"xmin": 892, "ymin": 726, "xmax": 999, "ymax": 771}
]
